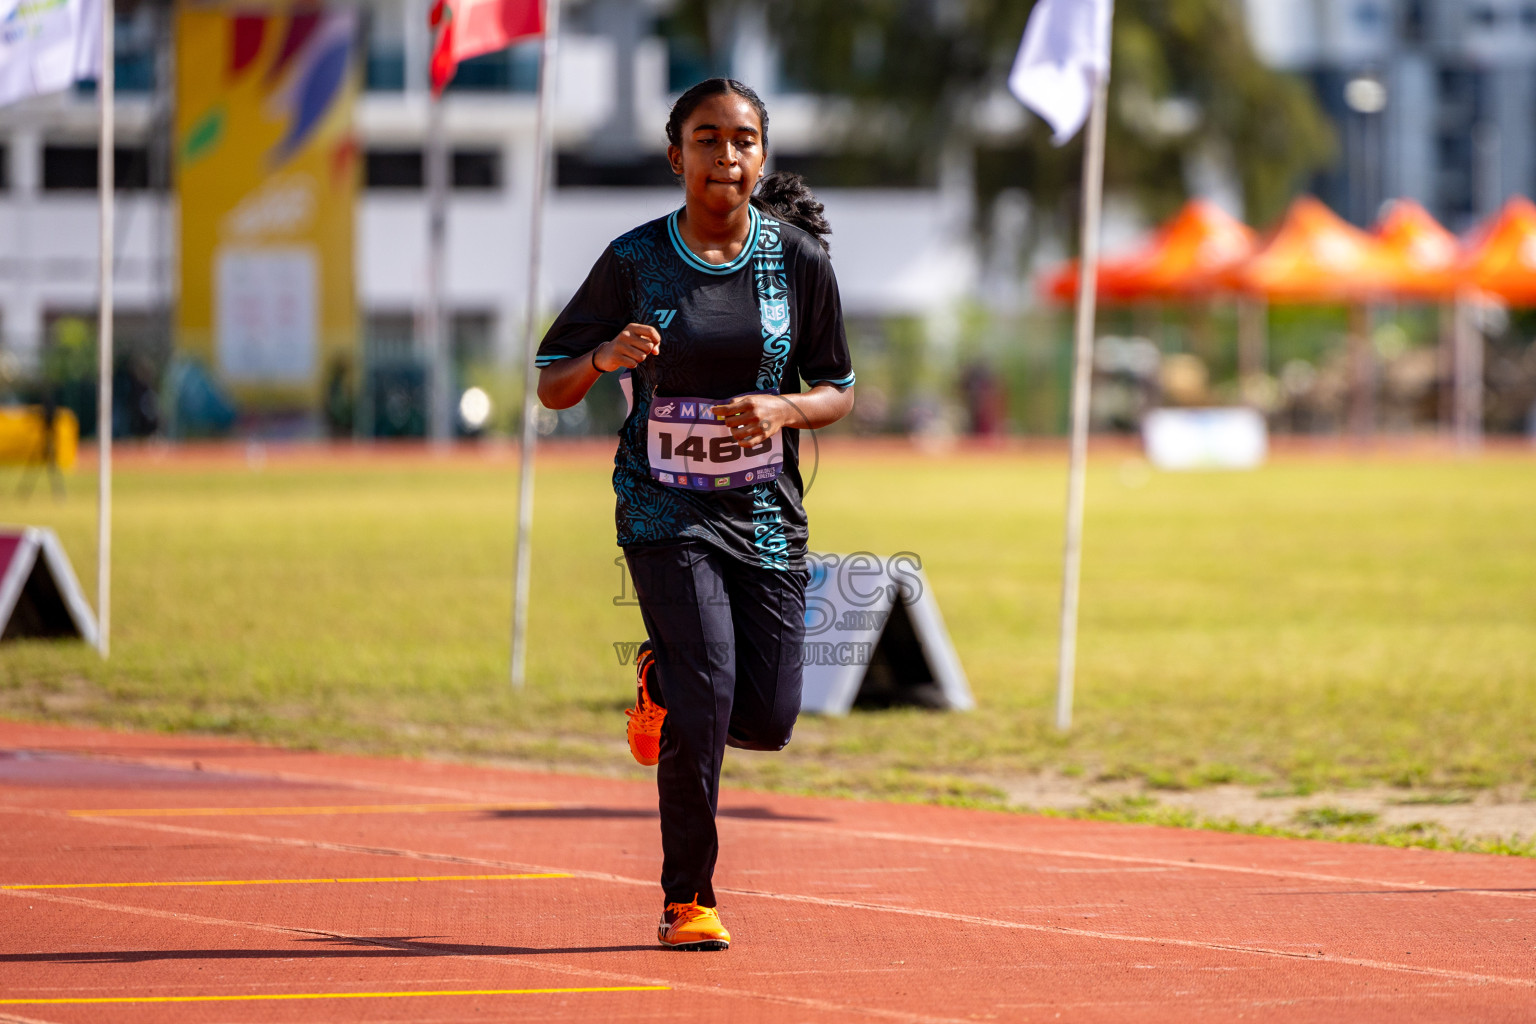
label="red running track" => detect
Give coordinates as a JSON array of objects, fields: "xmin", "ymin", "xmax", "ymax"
[{"xmin": 0, "ymin": 720, "xmax": 1532, "ymax": 1023}]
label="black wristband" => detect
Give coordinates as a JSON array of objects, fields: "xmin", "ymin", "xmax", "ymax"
[{"xmin": 590, "ymin": 347, "xmax": 603, "ymax": 374}]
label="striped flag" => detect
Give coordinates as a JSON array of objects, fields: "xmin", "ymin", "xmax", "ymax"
[
  {"xmin": 1008, "ymin": 0, "xmax": 1114, "ymax": 145},
  {"xmin": 430, "ymin": 0, "xmax": 542, "ymax": 95}
]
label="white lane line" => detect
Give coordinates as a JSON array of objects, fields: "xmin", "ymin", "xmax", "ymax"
[
  {"xmin": 21, "ymin": 789, "xmax": 1529, "ymax": 904},
  {"xmin": 23, "ymin": 806, "xmax": 1536, "ymax": 991},
  {"xmin": 0, "ymin": 1011, "xmax": 65, "ymax": 1024},
  {"xmin": 729, "ymin": 818, "xmax": 1536, "ymax": 902},
  {"xmin": 717, "ymin": 885, "xmax": 1536, "ymax": 990},
  {"xmin": 34, "ymin": 748, "xmax": 1527, "ymax": 903}
]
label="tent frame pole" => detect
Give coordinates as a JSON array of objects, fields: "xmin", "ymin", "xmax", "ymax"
[{"xmin": 1453, "ymin": 289, "xmax": 1482, "ymax": 451}]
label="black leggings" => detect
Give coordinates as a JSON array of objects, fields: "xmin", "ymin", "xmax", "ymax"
[{"xmin": 624, "ymin": 539, "xmax": 808, "ymax": 907}]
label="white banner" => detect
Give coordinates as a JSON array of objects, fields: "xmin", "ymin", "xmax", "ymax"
[
  {"xmin": 0, "ymin": 0, "xmax": 102, "ymax": 107},
  {"xmin": 216, "ymin": 247, "xmax": 318, "ymax": 383}
]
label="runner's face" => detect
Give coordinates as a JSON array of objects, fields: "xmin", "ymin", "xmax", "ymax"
[{"xmin": 669, "ymin": 93, "xmax": 765, "ymax": 216}]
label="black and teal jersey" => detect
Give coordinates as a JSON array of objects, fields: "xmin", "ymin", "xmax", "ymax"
[{"xmin": 536, "ymin": 205, "xmax": 855, "ymax": 571}]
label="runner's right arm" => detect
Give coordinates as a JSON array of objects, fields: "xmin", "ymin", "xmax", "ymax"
[{"xmin": 538, "ymin": 324, "xmax": 660, "ymax": 409}]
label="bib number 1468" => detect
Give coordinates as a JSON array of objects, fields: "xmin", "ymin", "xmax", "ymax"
[
  {"xmin": 657, "ymin": 431, "xmax": 771, "ymax": 464},
  {"xmin": 647, "ymin": 393, "xmax": 784, "ymax": 490}
]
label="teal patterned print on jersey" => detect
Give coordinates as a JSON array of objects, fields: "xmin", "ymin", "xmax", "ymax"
[
  {"xmin": 752, "ymin": 216, "xmax": 792, "ymax": 393},
  {"xmin": 748, "ymin": 214, "xmax": 791, "ymax": 570}
]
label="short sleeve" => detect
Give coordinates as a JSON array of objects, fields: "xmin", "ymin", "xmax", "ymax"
[
  {"xmin": 792, "ymin": 246, "xmax": 856, "ymax": 390},
  {"xmin": 536, "ymin": 246, "xmax": 630, "ymax": 368}
]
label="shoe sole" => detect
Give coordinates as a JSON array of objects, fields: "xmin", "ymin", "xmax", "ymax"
[{"xmin": 658, "ymin": 938, "xmax": 729, "ymax": 951}]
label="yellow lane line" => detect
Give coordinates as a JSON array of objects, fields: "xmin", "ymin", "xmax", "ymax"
[
  {"xmin": 1, "ymin": 872, "xmax": 570, "ymax": 891},
  {"xmin": 0, "ymin": 986, "xmax": 669, "ymax": 1006},
  {"xmin": 66, "ymin": 802, "xmax": 557, "ymax": 818}
]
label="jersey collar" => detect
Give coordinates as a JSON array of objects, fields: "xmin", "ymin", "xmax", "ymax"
[{"xmin": 666, "ymin": 204, "xmax": 760, "ymax": 275}]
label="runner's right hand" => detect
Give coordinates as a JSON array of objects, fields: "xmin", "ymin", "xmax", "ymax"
[{"xmin": 594, "ymin": 324, "xmax": 662, "ymax": 372}]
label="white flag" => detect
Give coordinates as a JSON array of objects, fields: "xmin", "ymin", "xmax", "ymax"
[
  {"xmin": 0, "ymin": 0, "xmax": 103, "ymax": 107},
  {"xmin": 1008, "ymin": 0, "xmax": 1113, "ymax": 145}
]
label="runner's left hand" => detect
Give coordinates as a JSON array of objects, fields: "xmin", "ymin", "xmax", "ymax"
[{"xmin": 714, "ymin": 394, "xmax": 794, "ymax": 449}]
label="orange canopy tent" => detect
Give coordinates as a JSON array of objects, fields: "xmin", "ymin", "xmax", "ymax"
[
  {"xmin": 1370, "ymin": 199, "xmax": 1462, "ymax": 433},
  {"xmin": 1372, "ymin": 199, "xmax": 1461, "ymax": 300},
  {"xmin": 1226, "ymin": 196, "xmax": 1425, "ymax": 434},
  {"xmin": 1043, "ymin": 199, "xmax": 1257, "ymax": 303},
  {"xmin": 1226, "ymin": 196, "xmax": 1411, "ymax": 302},
  {"xmin": 1458, "ymin": 195, "xmax": 1536, "ymax": 305},
  {"xmin": 1431, "ymin": 195, "xmax": 1536, "ymax": 446}
]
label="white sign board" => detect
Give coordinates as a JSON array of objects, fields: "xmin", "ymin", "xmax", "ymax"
[
  {"xmin": 216, "ymin": 246, "xmax": 317, "ymax": 382},
  {"xmin": 799, "ymin": 552, "xmax": 974, "ymax": 716},
  {"xmin": 1143, "ymin": 407, "xmax": 1267, "ymax": 471}
]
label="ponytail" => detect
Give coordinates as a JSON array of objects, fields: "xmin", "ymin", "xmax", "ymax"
[{"xmin": 752, "ymin": 171, "xmax": 832, "ymax": 254}]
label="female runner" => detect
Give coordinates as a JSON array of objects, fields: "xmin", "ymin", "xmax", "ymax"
[{"xmin": 535, "ymin": 78, "xmax": 855, "ymax": 951}]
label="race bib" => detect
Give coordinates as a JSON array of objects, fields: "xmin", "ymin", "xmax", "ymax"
[{"xmin": 647, "ymin": 395, "xmax": 783, "ymax": 491}]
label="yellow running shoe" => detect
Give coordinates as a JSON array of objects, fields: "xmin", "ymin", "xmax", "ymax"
[
  {"xmin": 626, "ymin": 642, "xmax": 665, "ymax": 766},
  {"xmin": 658, "ymin": 897, "xmax": 730, "ymax": 951}
]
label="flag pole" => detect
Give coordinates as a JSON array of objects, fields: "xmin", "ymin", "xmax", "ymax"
[
  {"xmin": 509, "ymin": 0, "xmax": 558, "ymax": 689},
  {"xmin": 1053, "ymin": 73, "xmax": 1109, "ymax": 731},
  {"xmin": 424, "ymin": 88, "xmax": 449, "ymax": 444},
  {"xmin": 96, "ymin": 0, "xmax": 114, "ymax": 657}
]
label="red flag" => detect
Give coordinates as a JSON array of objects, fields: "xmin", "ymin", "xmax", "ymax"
[{"xmin": 430, "ymin": 0, "xmax": 543, "ymax": 95}]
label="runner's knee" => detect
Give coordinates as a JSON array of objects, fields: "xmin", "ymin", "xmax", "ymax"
[{"xmin": 726, "ymin": 710, "xmax": 796, "ymax": 751}]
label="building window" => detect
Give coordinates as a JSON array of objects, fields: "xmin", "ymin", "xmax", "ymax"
[
  {"xmin": 42, "ymin": 145, "xmax": 152, "ymax": 191},
  {"xmin": 657, "ymin": 14, "xmax": 724, "ymax": 93},
  {"xmin": 363, "ymin": 7, "xmax": 406, "ymax": 92},
  {"xmin": 1437, "ymin": 67, "xmax": 1481, "ymax": 115},
  {"xmin": 1435, "ymin": 133, "xmax": 1475, "ymax": 220},
  {"xmin": 452, "ymin": 149, "xmax": 501, "ymax": 189},
  {"xmin": 365, "ymin": 148, "xmax": 505, "ymax": 190},
  {"xmin": 452, "ymin": 311, "xmax": 496, "ymax": 367},
  {"xmin": 1403, "ymin": 0, "xmax": 1428, "ymax": 42},
  {"xmin": 445, "ymin": 43, "xmax": 539, "ymax": 93},
  {"xmin": 557, "ymin": 153, "xmax": 675, "ymax": 187},
  {"xmin": 73, "ymin": 10, "xmax": 161, "ymax": 95},
  {"xmin": 775, "ymin": 152, "xmax": 929, "ymax": 189},
  {"xmin": 1471, "ymin": 5, "xmax": 1499, "ymax": 27},
  {"xmin": 366, "ymin": 48, "xmax": 406, "ymax": 91},
  {"xmin": 365, "ymin": 149, "xmax": 424, "ymax": 189}
]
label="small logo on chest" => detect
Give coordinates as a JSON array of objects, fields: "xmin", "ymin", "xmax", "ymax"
[
  {"xmin": 654, "ymin": 309, "xmax": 678, "ymax": 329},
  {"xmin": 760, "ymin": 298, "xmax": 789, "ymax": 338}
]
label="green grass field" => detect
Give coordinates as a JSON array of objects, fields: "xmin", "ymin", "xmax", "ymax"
[{"xmin": 2, "ymin": 444, "xmax": 1533, "ymax": 848}]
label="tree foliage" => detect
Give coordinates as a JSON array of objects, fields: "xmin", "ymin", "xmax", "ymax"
[{"xmin": 670, "ymin": 0, "xmax": 1335, "ymax": 236}]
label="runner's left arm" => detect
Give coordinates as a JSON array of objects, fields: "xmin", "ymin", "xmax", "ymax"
[
  {"xmin": 717, "ymin": 241, "xmax": 856, "ymax": 448},
  {"xmin": 715, "ymin": 386, "xmax": 853, "ymax": 449}
]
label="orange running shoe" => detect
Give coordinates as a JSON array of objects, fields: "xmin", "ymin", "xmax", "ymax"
[
  {"xmin": 626, "ymin": 642, "xmax": 665, "ymax": 766},
  {"xmin": 657, "ymin": 897, "xmax": 730, "ymax": 951}
]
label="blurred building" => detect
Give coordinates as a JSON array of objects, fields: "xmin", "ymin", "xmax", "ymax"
[
  {"xmin": 1245, "ymin": 0, "xmax": 1536, "ymax": 229},
  {"xmin": 0, "ymin": 0, "xmax": 974, "ymax": 414}
]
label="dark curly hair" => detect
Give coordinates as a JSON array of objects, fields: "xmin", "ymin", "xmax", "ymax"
[{"xmin": 666, "ymin": 78, "xmax": 832, "ymax": 253}]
